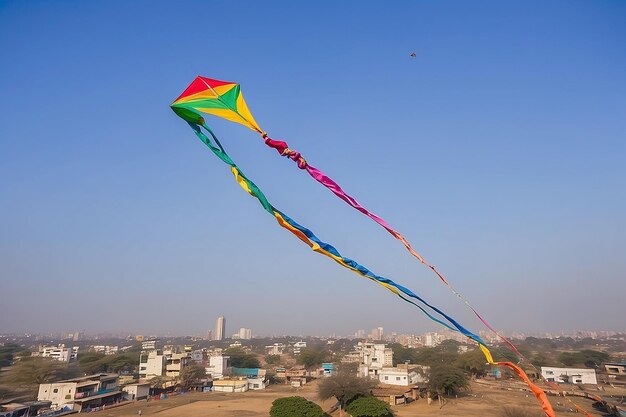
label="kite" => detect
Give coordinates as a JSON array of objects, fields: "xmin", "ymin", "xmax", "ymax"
[{"xmin": 171, "ymin": 76, "xmax": 578, "ymax": 416}]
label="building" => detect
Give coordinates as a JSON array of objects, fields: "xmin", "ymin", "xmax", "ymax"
[
  {"xmin": 205, "ymin": 330, "xmax": 212, "ymax": 341},
  {"xmin": 215, "ymin": 316, "xmax": 225, "ymax": 341},
  {"xmin": 234, "ymin": 328, "xmax": 252, "ymax": 340},
  {"xmin": 38, "ymin": 374, "xmax": 122, "ymax": 412},
  {"xmin": 232, "ymin": 368, "xmax": 267, "ymax": 390},
  {"xmin": 293, "ymin": 341, "xmax": 307, "ymax": 354},
  {"xmin": 34, "ymin": 344, "xmax": 79, "ymax": 362},
  {"xmin": 206, "ymin": 355, "xmax": 231, "ymax": 379},
  {"xmin": 541, "ymin": 367, "xmax": 597, "ymax": 384},
  {"xmin": 378, "ymin": 364, "xmax": 428, "ymax": 387},
  {"xmin": 141, "ymin": 340, "xmax": 156, "ymax": 350},
  {"xmin": 604, "ymin": 362, "xmax": 626, "ymax": 377},
  {"xmin": 139, "ymin": 350, "xmax": 165, "ymax": 379},
  {"xmin": 122, "ymin": 383, "xmax": 150, "ymax": 401},
  {"xmin": 265, "ymin": 343, "xmax": 285, "ymax": 355},
  {"xmin": 369, "ymin": 327, "xmax": 384, "ymax": 341},
  {"xmin": 91, "ymin": 345, "xmax": 119, "ymax": 355},
  {"xmin": 356, "ymin": 342, "xmax": 394, "ymax": 378},
  {"xmin": 321, "ymin": 363, "xmax": 335, "ymax": 377},
  {"xmin": 0, "ymin": 400, "xmax": 51, "ymax": 417},
  {"xmin": 212, "ymin": 379, "xmax": 247, "ymax": 393},
  {"xmin": 165, "ymin": 352, "xmax": 191, "ymax": 378}
]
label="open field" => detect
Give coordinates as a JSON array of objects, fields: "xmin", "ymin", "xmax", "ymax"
[{"xmin": 97, "ymin": 380, "xmax": 614, "ymax": 417}]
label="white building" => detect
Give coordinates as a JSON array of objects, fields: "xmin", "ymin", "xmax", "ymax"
[
  {"xmin": 122, "ymin": 382, "xmax": 150, "ymax": 401},
  {"xmin": 165, "ymin": 352, "xmax": 190, "ymax": 378},
  {"xmin": 369, "ymin": 327, "xmax": 384, "ymax": 340},
  {"xmin": 236, "ymin": 328, "xmax": 252, "ymax": 340},
  {"xmin": 141, "ymin": 340, "xmax": 157, "ymax": 350},
  {"xmin": 541, "ymin": 367, "xmax": 597, "ymax": 385},
  {"xmin": 215, "ymin": 316, "xmax": 226, "ymax": 341},
  {"xmin": 38, "ymin": 374, "xmax": 122, "ymax": 411},
  {"xmin": 378, "ymin": 365, "xmax": 428, "ymax": 386},
  {"xmin": 91, "ymin": 345, "xmax": 119, "ymax": 355},
  {"xmin": 206, "ymin": 355, "xmax": 231, "ymax": 379},
  {"xmin": 34, "ymin": 345, "xmax": 79, "ymax": 362},
  {"xmin": 139, "ymin": 350, "xmax": 165, "ymax": 379},
  {"xmin": 293, "ymin": 341, "xmax": 307, "ymax": 354},
  {"xmin": 356, "ymin": 342, "xmax": 394, "ymax": 378},
  {"xmin": 265, "ymin": 343, "xmax": 285, "ymax": 355}
]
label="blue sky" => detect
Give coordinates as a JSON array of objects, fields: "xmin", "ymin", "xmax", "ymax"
[{"xmin": 1, "ymin": 0, "xmax": 624, "ymax": 337}]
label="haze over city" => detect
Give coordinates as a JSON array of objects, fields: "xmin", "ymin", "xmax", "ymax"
[{"xmin": 1, "ymin": 0, "xmax": 625, "ymax": 338}]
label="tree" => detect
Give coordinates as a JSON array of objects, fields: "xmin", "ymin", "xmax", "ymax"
[
  {"xmin": 0, "ymin": 357, "xmax": 79, "ymax": 387},
  {"xmin": 270, "ymin": 396, "xmax": 326, "ymax": 417},
  {"xmin": 455, "ymin": 349, "xmax": 488, "ymax": 378},
  {"xmin": 297, "ymin": 349, "xmax": 328, "ymax": 369},
  {"xmin": 0, "ymin": 344, "xmax": 30, "ymax": 367},
  {"xmin": 427, "ymin": 364, "xmax": 469, "ymax": 397},
  {"xmin": 265, "ymin": 354, "xmax": 281, "ymax": 365},
  {"xmin": 318, "ymin": 372, "xmax": 376, "ymax": 415},
  {"xmin": 179, "ymin": 364, "xmax": 206, "ymax": 389},
  {"xmin": 346, "ymin": 396, "xmax": 393, "ymax": 417},
  {"xmin": 224, "ymin": 347, "xmax": 260, "ymax": 368}
]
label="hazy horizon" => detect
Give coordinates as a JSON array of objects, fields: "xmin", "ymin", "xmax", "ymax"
[{"xmin": 1, "ymin": 1, "xmax": 625, "ymax": 337}]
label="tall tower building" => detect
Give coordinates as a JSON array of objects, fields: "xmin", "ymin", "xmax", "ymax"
[{"xmin": 214, "ymin": 316, "xmax": 225, "ymax": 341}]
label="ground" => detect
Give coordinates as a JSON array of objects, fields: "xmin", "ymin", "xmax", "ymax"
[{"xmin": 98, "ymin": 380, "xmax": 615, "ymax": 417}]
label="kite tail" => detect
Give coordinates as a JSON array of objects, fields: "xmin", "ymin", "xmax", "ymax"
[
  {"xmin": 188, "ymin": 124, "xmax": 555, "ymax": 417},
  {"xmin": 263, "ymin": 135, "xmax": 528, "ymax": 362}
]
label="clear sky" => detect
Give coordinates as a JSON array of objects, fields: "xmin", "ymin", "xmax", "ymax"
[{"xmin": 1, "ymin": 0, "xmax": 625, "ymax": 337}]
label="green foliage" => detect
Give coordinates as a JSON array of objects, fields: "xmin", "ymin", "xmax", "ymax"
[
  {"xmin": 265, "ymin": 354, "xmax": 281, "ymax": 365},
  {"xmin": 0, "ymin": 344, "xmax": 29, "ymax": 367},
  {"xmin": 179, "ymin": 364, "xmax": 206, "ymax": 389},
  {"xmin": 318, "ymin": 372, "xmax": 376, "ymax": 409},
  {"xmin": 0, "ymin": 357, "xmax": 80, "ymax": 387},
  {"xmin": 269, "ymin": 396, "xmax": 325, "ymax": 417},
  {"xmin": 78, "ymin": 352, "xmax": 136, "ymax": 374},
  {"xmin": 390, "ymin": 343, "xmax": 462, "ymax": 367},
  {"xmin": 346, "ymin": 396, "xmax": 394, "ymax": 417},
  {"xmin": 297, "ymin": 349, "xmax": 328, "ymax": 369},
  {"xmin": 455, "ymin": 349, "xmax": 488, "ymax": 377},
  {"xmin": 427, "ymin": 364, "xmax": 469, "ymax": 396},
  {"xmin": 224, "ymin": 347, "xmax": 260, "ymax": 368},
  {"xmin": 558, "ymin": 350, "xmax": 609, "ymax": 367}
]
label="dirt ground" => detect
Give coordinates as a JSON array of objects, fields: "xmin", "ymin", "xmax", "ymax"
[{"xmin": 99, "ymin": 380, "xmax": 610, "ymax": 417}]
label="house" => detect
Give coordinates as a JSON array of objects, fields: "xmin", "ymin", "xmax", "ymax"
[
  {"xmin": 0, "ymin": 400, "xmax": 51, "ymax": 417},
  {"xmin": 122, "ymin": 383, "xmax": 150, "ymax": 401},
  {"xmin": 603, "ymin": 362, "xmax": 626, "ymax": 377},
  {"xmin": 232, "ymin": 368, "xmax": 267, "ymax": 390},
  {"xmin": 541, "ymin": 367, "xmax": 597, "ymax": 384},
  {"xmin": 321, "ymin": 363, "xmax": 335, "ymax": 377},
  {"xmin": 212, "ymin": 379, "xmax": 248, "ymax": 393},
  {"xmin": 38, "ymin": 374, "xmax": 122, "ymax": 411},
  {"xmin": 378, "ymin": 365, "xmax": 428, "ymax": 387}
]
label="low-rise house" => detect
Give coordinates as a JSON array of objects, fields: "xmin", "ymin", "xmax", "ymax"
[
  {"xmin": 378, "ymin": 365, "xmax": 428, "ymax": 386},
  {"xmin": 265, "ymin": 343, "xmax": 286, "ymax": 355},
  {"xmin": 604, "ymin": 362, "xmax": 626, "ymax": 377},
  {"xmin": 38, "ymin": 373, "xmax": 122, "ymax": 411},
  {"xmin": 122, "ymin": 383, "xmax": 150, "ymax": 401},
  {"xmin": 541, "ymin": 367, "xmax": 597, "ymax": 384},
  {"xmin": 91, "ymin": 345, "xmax": 119, "ymax": 355},
  {"xmin": 212, "ymin": 379, "xmax": 248, "ymax": 393},
  {"xmin": 0, "ymin": 400, "xmax": 51, "ymax": 417},
  {"xmin": 293, "ymin": 341, "xmax": 307, "ymax": 354},
  {"xmin": 232, "ymin": 368, "xmax": 267, "ymax": 390}
]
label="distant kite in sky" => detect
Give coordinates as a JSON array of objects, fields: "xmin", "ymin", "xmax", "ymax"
[
  {"xmin": 410, "ymin": 52, "xmax": 417, "ymax": 57},
  {"xmin": 171, "ymin": 76, "xmax": 587, "ymax": 417}
]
